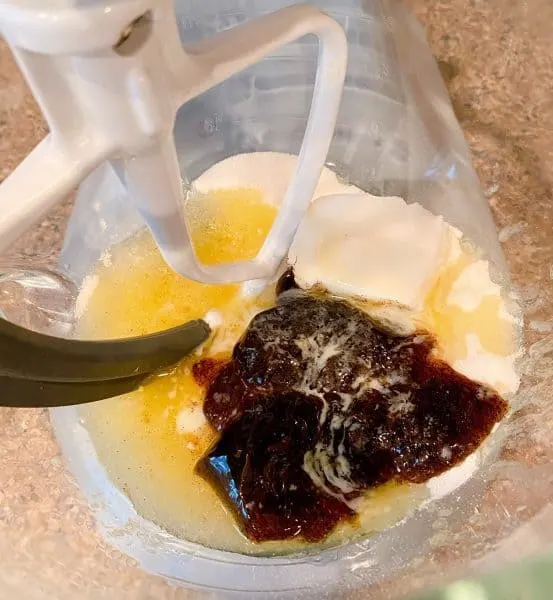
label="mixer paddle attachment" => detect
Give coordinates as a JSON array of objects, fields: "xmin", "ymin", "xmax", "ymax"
[{"xmin": 0, "ymin": 1, "xmax": 347, "ymax": 284}]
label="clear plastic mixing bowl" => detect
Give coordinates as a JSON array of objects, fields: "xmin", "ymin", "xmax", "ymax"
[{"xmin": 1, "ymin": 1, "xmax": 552, "ymax": 599}]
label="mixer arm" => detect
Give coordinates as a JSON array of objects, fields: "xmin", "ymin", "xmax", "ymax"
[{"xmin": 0, "ymin": 135, "xmax": 111, "ymax": 253}]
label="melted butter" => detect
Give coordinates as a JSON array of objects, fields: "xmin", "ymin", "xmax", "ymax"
[
  {"xmin": 423, "ymin": 248, "xmax": 515, "ymax": 364},
  {"xmin": 187, "ymin": 187, "xmax": 273, "ymax": 265},
  {"xmin": 79, "ymin": 187, "xmax": 425, "ymax": 555},
  {"xmin": 83, "ymin": 188, "xmax": 274, "ymax": 339}
]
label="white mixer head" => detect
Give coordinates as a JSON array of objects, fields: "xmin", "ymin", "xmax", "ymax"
[{"xmin": 0, "ymin": 0, "xmax": 347, "ymax": 283}]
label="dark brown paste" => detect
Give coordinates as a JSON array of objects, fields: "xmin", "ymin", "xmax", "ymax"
[{"xmin": 194, "ymin": 290, "xmax": 507, "ymax": 543}]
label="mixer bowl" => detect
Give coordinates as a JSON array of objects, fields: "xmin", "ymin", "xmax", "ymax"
[{"xmin": 1, "ymin": 1, "xmax": 552, "ymax": 599}]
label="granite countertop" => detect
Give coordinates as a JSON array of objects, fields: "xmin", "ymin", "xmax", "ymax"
[{"xmin": 0, "ymin": 1, "xmax": 552, "ymax": 599}]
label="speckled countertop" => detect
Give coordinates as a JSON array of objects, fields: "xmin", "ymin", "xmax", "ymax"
[{"xmin": 1, "ymin": 1, "xmax": 553, "ymax": 599}]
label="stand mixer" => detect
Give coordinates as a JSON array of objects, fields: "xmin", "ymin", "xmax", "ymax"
[{"xmin": 0, "ymin": 0, "xmax": 347, "ymax": 405}]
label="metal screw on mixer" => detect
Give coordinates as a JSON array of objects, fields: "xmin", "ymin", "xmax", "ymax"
[{"xmin": 114, "ymin": 11, "xmax": 153, "ymax": 56}]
